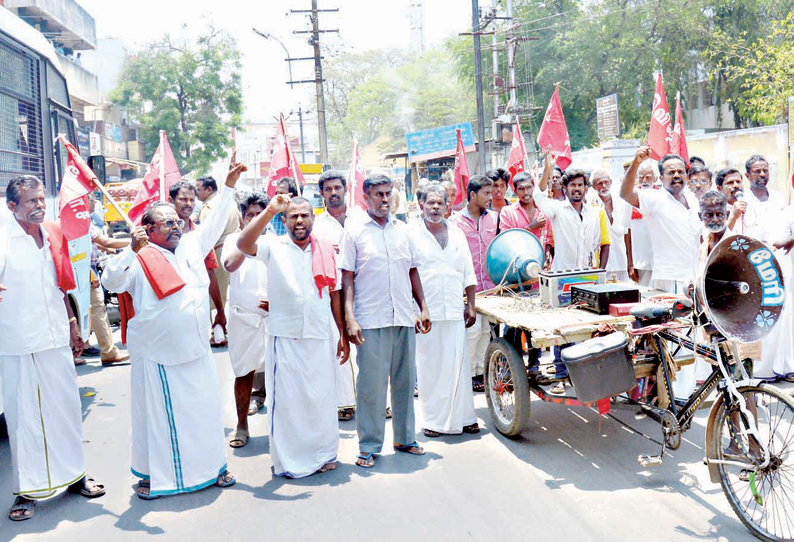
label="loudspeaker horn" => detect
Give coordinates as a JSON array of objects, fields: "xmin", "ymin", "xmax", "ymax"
[
  {"xmin": 486, "ymin": 229, "xmax": 545, "ymax": 286},
  {"xmin": 700, "ymin": 234, "xmax": 786, "ymax": 343}
]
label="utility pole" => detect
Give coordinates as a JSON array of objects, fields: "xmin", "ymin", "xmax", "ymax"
[
  {"xmin": 289, "ymin": 3, "xmax": 338, "ymax": 166},
  {"xmin": 471, "ymin": 0, "xmax": 487, "ymax": 173},
  {"xmin": 298, "ymin": 105, "xmax": 306, "ymax": 162}
]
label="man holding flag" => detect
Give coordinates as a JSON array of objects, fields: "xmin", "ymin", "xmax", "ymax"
[
  {"xmin": 1, "ymin": 171, "xmax": 106, "ymax": 521},
  {"xmin": 102, "ymin": 155, "xmax": 247, "ymax": 499}
]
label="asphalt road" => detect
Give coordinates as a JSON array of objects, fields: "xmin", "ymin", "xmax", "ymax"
[{"xmin": 0, "ymin": 336, "xmax": 780, "ymax": 542}]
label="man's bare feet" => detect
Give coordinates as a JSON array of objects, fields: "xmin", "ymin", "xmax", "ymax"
[{"xmin": 316, "ymin": 461, "xmax": 337, "ymax": 474}]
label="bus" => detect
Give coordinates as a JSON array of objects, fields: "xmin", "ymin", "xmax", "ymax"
[{"xmin": 0, "ymin": 7, "xmax": 93, "ymax": 413}]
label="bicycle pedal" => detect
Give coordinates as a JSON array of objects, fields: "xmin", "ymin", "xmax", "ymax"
[{"xmin": 638, "ymin": 454, "xmax": 664, "ymax": 467}]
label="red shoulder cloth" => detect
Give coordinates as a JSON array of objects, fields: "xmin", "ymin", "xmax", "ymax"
[
  {"xmin": 309, "ymin": 234, "xmax": 337, "ymax": 298},
  {"xmin": 41, "ymin": 221, "xmax": 76, "ymax": 291},
  {"xmin": 118, "ymin": 245, "xmax": 186, "ymax": 345}
]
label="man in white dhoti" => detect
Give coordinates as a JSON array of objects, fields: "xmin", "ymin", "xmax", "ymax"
[
  {"xmin": 314, "ymin": 169, "xmax": 358, "ymax": 422},
  {"xmin": 1, "ymin": 176, "xmax": 105, "ymax": 521},
  {"xmin": 102, "ymin": 159, "xmax": 247, "ymax": 499},
  {"xmin": 412, "ymin": 184, "xmax": 480, "ymax": 437},
  {"xmin": 222, "ymin": 192, "xmax": 270, "ymax": 448},
  {"xmin": 237, "ymin": 194, "xmax": 349, "ymax": 478}
]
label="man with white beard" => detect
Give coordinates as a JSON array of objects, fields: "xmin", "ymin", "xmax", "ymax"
[{"xmin": 590, "ymin": 169, "xmax": 629, "ymax": 282}]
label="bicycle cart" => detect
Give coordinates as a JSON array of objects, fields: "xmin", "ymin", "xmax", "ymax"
[{"xmin": 476, "ymin": 287, "xmax": 794, "ymax": 542}]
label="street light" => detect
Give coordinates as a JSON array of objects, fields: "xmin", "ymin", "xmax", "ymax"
[{"xmin": 252, "ymin": 27, "xmax": 293, "ymax": 88}]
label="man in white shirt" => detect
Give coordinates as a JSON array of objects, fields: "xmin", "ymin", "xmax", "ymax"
[
  {"xmin": 535, "ymin": 155, "xmax": 609, "ymax": 271},
  {"xmin": 340, "ymin": 174, "xmax": 432, "ymax": 469},
  {"xmin": 620, "ymin": 147, "xmax": 700, "ymax": 294},
  {"xmin": 221, "ymin": 192, "xmax": 270, "ymax": 448},
  {"xmin": 1, "ymin": 176, "xmax": 105, "ymax": 521},
  {"xmin": 742, "ymin": 155, "xmax": 787, "ymax": 243},
  {"xmin": 626, "ymin": 160, "xmax": 656, "ymax": 286},
  {"xmin": 102, "ymin": 160, "xmax": 246, "ymax": 499},
  {"xmin": 412, "ymin": 185, "xmax": 479, "ymax": 437},
  {"xmin": 237, "ymin": 194, "xmax": 349, "ymax": 478},
  {"xmin": 314, "ymin": 170, "xmax": 357, "ymax": 422},
  {"xmin": 590, "ymin": 169, "xmax": 629, "ymax": 282}
]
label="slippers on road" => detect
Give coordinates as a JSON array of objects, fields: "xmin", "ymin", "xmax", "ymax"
[
  {"xmin": 215, "ymin": 471, "xmax": 236, "ymax": 488},
  {"xmin": 229, "ymin": 429, "xmax": 249, "ymax": 448},
  {"xmin": 68, "ymin": 476, "xmax": 105, "ymax": 498},
  {"xmin": 136, "ymin": 480, "xmax": 159, "ymax": 500},
  {"xmin": 393, "ymin": 442, "xmax": 425, "ymax": 455},
  {"xmin": 247, "ymin": 397, "xmax": 264, "ymax": 416},
  {"xmin": 356, "ymin": 453, "xmax": 375, "ymax": 468},
  {"xmin": 8, "ymin": 497, "xmax": 35, "ymax": 521}
]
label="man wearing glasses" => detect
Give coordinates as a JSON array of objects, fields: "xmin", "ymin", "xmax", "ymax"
[{"xmin": 103, "ymin": 157, "xmax": 247, "ymax": 500}]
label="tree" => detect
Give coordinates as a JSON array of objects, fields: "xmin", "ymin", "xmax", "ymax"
[{"xmin": 111, "ymin": 28, "xmax": 243, "ymax": 175}]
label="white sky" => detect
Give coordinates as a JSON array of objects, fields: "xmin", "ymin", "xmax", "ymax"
[{"xmin": 79, "ymin": 0, "xmax": 472, "ymax": 123}]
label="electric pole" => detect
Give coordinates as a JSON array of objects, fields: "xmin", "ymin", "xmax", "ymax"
[
  {"xmin": 471, "ymin": 0, "xmax": 487, "ymax": 173},
  {"xmin": 298, "ymin": 106, "xmax": 306, "ymax": 162}
]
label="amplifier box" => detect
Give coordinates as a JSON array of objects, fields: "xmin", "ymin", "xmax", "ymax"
[
  {"xmin": 570, "ymin": 283, "xmax": 641, "ymax": 315},
  {"xmin": 539, "ymin": 268, "xmax": 606, "ymax": 308}
]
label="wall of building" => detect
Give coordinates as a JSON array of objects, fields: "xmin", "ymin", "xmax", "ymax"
[{"xmin": 6, "ymin": 0, "xmax": 95, "ymax": 48}]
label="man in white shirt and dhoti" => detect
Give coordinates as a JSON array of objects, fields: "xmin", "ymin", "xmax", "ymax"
[
  {"xmin": 412, "ymin": 184, "xmax": 480, "ymax": 437},
  {"xmin": 221, "ymin": 192, "xmax": 270, "ymax": 448},
  {"xmin": 1, "ymin": 176, "xmax": 105, "ymax": 521},
  {"xmin": 102, "ymin": 159, "xmax": 247, "ymax": 499},
  {"xmin": 237, "ymin": 194, "xmax": 349, "ymax": 478},
  {"xmin": 314, "ymin": 169, "xmax": 358, "ymax": 422},
  {"xmin": 340, "ymin": 174, "xmax": 432, "ymax": 469}
]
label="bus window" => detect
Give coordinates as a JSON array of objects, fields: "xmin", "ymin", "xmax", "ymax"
[
  {"xmin": 0, "ymin": 39, "xmax": 45, "ymax": 198},
  {"xmin": 52, "ymin": 107, "xmax": 76, "ymax": 191}
]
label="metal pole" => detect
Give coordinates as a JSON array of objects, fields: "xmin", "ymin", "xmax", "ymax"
[
  {"xmin": 298, "ymin": 105, "xmax": 306, "ymax": 162},
  {"xmin": 312, "ymin": 0, "xmax": 329, "ymax": 165},
  {"xmin": 252, "ymin": 28, "xmax": 294, "ymax": 89},
  {"xmin": 472, "ymin": 0, "xmax": 487, "ymax": 173}
]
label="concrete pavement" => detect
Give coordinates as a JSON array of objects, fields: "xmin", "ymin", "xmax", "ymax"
[{"xmin": 0, "ymin": 339, "xmax": 772, "ymax": 542}]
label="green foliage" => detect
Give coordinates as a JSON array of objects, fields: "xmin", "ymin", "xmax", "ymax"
[
  {"xmin": 324, "ymin": 48, "xmax": 475, "ymax": 166},
  {"xmin": 111, "ymin": 28, "xmax": 243, "ymax": 176}
]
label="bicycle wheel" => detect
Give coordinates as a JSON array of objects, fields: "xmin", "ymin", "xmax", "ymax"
[
  {"xmin": 708, "ymin": 384, "xmax": 794, "ymax": 541},
  {"xmin": 484, "ymin": 338, "xmax": 531, "ymax": 438}
]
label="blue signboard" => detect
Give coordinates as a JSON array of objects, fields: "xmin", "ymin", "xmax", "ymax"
[{"xmin": 405, "ymin": 122, "xmax": 476, "ymax": 163}]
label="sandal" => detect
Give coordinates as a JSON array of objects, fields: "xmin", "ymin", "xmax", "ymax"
[
  {"xmin": 136, "ymin": 480, "xmax": 160, "ymax": 500},
  {"xmin": 316, "ymin": 461, "xmax": 338, "ymax": 474},
  {"xmin": 356, "ymin": 452, "xmax": 375, "ymax": 468},
  {"xmin": 549, "ymin": 382, "xmax": 566, "ymax": 395},
  {"xmin": 423, "ymin": 428, "xmax": 441, "ymax": 438},
  {"xmin": 8, "ymin": 496, "xmax": 35, "ymax": 521},
  {"xmin": 229, "ymin": 429, "xmax": 249, "ymax": 448},
  {"xmin": 338, "ymin": 408, "xmax": 355, "ymax": 422},
  {"xmin": 393, "ymin": 442, "xmax": 425, "ymax": 455},
  {"xmin": 67, "ymin": 476, "xmax": 106, "ymax": 498},
  {"xmin": 247, "ymin": 397, "xmax": 265, "ymax": 416},
  {"xmin": 216, "ymin": 470, "xmax": 236, "ymax": 488},
  {"xmin": 463, "ymin": 423, "xmax": 480, "ymax": 434}
]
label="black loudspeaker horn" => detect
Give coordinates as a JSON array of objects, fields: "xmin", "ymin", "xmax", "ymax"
[{"xmin": 700, "ymin": 234, "xmax": 786, "ymax": 343}]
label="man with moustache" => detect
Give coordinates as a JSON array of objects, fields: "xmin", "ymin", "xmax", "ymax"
[
  {"xmin": 1, "ymin": 176, "xmax": 105, "ymax": 521},
  {"xmin": 591, "ymin": 169, "xmax": 629, "ymax": 282},
  {"xmin": 486, "ymin": 168, "xmax": 511, "ymax": 214},
  {"xmin": 412, "ymin": 184, "xmax": 479, "ymax": 438},
  {"xmin": 237, "ymin": 194, "xmax": 349, "ymax": 477},
  {"xmin": 687, "ymin": 165, "xmax": 712, "ymax": 201},
  {"xmin": 714, "ymin": 168, "xmax": 751, "ymax": 234},
  {"xmin": 743, "ymin": 155, "xmax": 787, "ymax": 242},
  {"xmin": 221, "ymin": 192, "xmax": 270, "ymax": 448},
  {"xmin": 620, "ymin": 148, "xmax": 700, "ymax": 295},
  {"xmin": 102, "ymin": 158, "xmax": 247, "ymax": 499},
  {"xmin": 341, "ymin": 174, "xmax": 432, "ymax": 469},
  {"xmin": 314, "ymin": 169, "xmax": 358, "ymax": 422},
  {"xmin": 626, "ymin": 160, "xmax": 656, "ymax": 285},
  {"xmin": 440, "ymin": 179, "xmax": 460, "ymax": 217},
  {"xmin": 499, "ymin": 172, "xmax": 549, "ymax": 244},
  {"xmin": 450, "ymin": 175, "xmax": 498, "ymax": 392}
]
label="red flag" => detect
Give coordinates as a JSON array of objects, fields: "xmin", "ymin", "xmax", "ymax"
[
  {"xmin": 647, "ymin": 73, "xmax": 673, "ymax": 161},
  {"xmin": 347, "ymin": 138, "xmax": 367, "ymax": 210},
  {"xmin": 128, "ymin": 131, "xmax": 181, "ymax": 224},
  {"xmin": 506, "ymin": 121, "xmax": 528, "ymax": 184},
  {"xmin": 452, "ymin": 128, "xmax": 469, "ymax": 206},
  {"xmin": 266, "ymin": 116, "xmax": 293, "ymax": 198},
  {"xmin": 671, "ymin": 92, "xmax": 689, "ymax": 165},
  {"xmin": 57, "ymin": 136, "xmax": 97, "ymax": 240},
  {"xmin": 536, "ymin": 87, "xmax": 572, "ymax": 170}
]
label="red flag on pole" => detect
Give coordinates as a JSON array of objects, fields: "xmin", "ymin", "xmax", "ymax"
[
  {"xmin": 347, "ymin": 138, "xmax": 367, "ymax": 210},
  {"xmin": 57, "ymin": 135, "xmax": 97, "ymax": 240},
  {"xmin": 452, "ymin": 128, "xmax": 469, "ymax": 207},
  {"xmin": 506, "ymin": 121, "xmax": 528, "ymax": 184},
  {"xmin": 671, "ymin": 92, "xmax": 689, "ymax": 165},
  {"xmin": 647, "ymin": 73, "xmax": 673, "ymax": 160},
  {"xmin": 536, "ymin": 86, "xmax": 572, "ymax": 170},
  {"xmin": 128, "ymin": 131, "xmax": 181, "ymax": 224},
  {"xmin": 266, "ymin": 116, "xmax": 293, "ymax": 198}
]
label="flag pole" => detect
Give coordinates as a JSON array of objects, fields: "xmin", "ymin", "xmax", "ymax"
[
  {"xmin": 159, "ymin": 130, "xmax": 166, "ymax": 202},
  {"xmin": 283, "ymin": 116, "xmax": 302, "ymax": 197}
]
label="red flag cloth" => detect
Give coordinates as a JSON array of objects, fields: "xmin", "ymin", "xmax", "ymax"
[
  {"xmin": 286, "ymin": 138, "xmax": 306, "ymax": 189},
  {"xmin": 266, "ymin": 116, "xmax": 293, "ymax": 198},
  {"xmin": 536, "ymin": 87, "xmax": 572, "ymax": 171},
  {"xmin": 647, "ymin": 73, "xmax": 673, "ymax": 161},
  {"xmin": 671, "ymin": 93, "xmax": 689, "ymax": 165},
  {"xmin": 42, "ymin": 221, "xmax": 76, "ymax": 291},
  {"xmin": 453, "ymin": 128, "xmax": 470, "ymax": 206},
  {"xmin": 506, "ymin": 121, "xmax": 528, "ymax": 186},
  {"xmin": 309, "ymin": 234, "xmax": 337, "ymax": 298},
  {"xmin": 128, "ymin": 131, "xmax": 182, "ymax": 224},
  {"xmin": 57, "ymin": 136, "xmax": 97, "ymax": 240},
  {"xmin": 118, "ymin": 292, "xmax": 134, "ymax": 345},
  {"xmin": 347, "ymin": 138, "xmax": 367, "ymax": 210}
]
